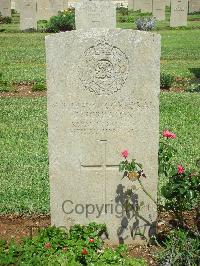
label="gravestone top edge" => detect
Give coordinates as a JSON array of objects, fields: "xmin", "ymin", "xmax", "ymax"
[{"xmin": 45, "ymin": 29, "xmax": 161, "ymax": 42}]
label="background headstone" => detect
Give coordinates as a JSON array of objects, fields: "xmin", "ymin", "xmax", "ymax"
[
  {"xmin": 153, "ymin": 0, "xmax": 166, "ymax": 20},
  {"xmin": 46, "ymin": 29, "xmax": 160, "ymax": 243},
  {"xmin": 140, "ymin": 0, "xmax": 153, "ymax": 13},
  {"xmin": 20, "ymin": 0, "xmax": 37, "ymax": 30},
  {"xmin": 170, "ymin": 0, "xmax": 188, "ymax": 27},
  {"xmin": 75, "ymin": 0, "xmax": 116, "ymax": 29},
  {"xmin": 128, "ymin": 0, "xmax": 134, "ymax": 10},
  {"xmin": 0, "ymin": 0, "xmax": 11, "ymax": 17},
  {"xmin": 134, "ymin": 0, "xmax": 142, "ymax": 10},
  {"xmin": 189, "ymin": 0, "xmax": 200, "ymax": 13}
]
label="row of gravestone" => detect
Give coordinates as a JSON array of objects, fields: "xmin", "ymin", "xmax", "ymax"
[
  {"xmin": 1, "ymin": 0, "xmax": 200, "ymax": 30},
  {"xmin": 46, "ymin": 0, "xmax": 160, "ymax": 244},
  {"xmin": 0, "ymin": 0, "xmax": 68, "ymax": 30},
  {"xmin": 128, "ymin": 0, "xmax": 200, "ymax": 26}
]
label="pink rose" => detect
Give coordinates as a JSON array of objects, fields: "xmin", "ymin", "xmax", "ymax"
[
  {"xmin": 177, "ymin": 165, "xmax": 184, "ymax": 174},
  {"xmin": 121, "ymin": 149, "xmax": 129, "ymax": 158},
  {"xmin": 162, "ymin": 130, "xmax": 176, "ymax": 139}
]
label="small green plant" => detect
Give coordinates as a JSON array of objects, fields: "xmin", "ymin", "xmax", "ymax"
[
  {"xmin": 186, "ymin": 82, "xmax": 200, "ymax": 93},
  {"xmin": 45, "ymin": 8, "xmax": 75, "ymax": 33},
  {"xmin": 0, "ymin": 73, "xmax": 12, "ymax": 92},
  {"xmin": 162, "ymin": 167, "xmax": 200, "ymax": 212},
  {"xmin": 0, "ymin": 12, "xmax": 12, "ymax": 24},
  {"xmin": 0, "ymin": 223, "xmax": 146, "ymax": 265},
  {"xmin": 119, "ymin": 150, "xmax": 157, "ymax": 205},
  {"xmin": 155, "ymin": 230, "xmax": 200, "ymax": 266},
  {"xmin": 32, "ymin": 82, "xmax": 46, "ymax": 92},
  {"xmin": 160, "ymin": 72, "xmax": 175, "ymax": 89},
  {"xmin": 159, "ymin": 130, "xmax": 177, "ymax": 178}
]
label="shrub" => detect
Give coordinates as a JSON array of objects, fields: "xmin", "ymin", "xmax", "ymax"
[
  {"xmin": 186, "ymin": 82, "xmax": 200, "ymax": 93},
  {"xmin": 156, "ymin": 230, "xmax": 200, "ymax": 266},
  {"xmin": 117, "ymin": 7, "xmax": 128, "ymax": 16},
  {"xmin": 0, "ymin": 73, "xmax": 12, "ymax": 92},
  {"xmin": 160, "ymin": 72, "xmax": 174, "ymax": 89},
  {"xmin": 0, "ymin": 14, "xmax": 12, "ymax": 24},
  {"xmin": 32, "ymin": 82, "xmax": 46, "ymax": 92},
  {"xmin": 135, "ymin": 17, "xmax": 155, "ymax": 31},
  {"xmin": 45, "ymin": 9, "xmax": 75, "ymax": 33}
]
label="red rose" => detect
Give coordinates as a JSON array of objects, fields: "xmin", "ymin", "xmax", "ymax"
[
  {"xmin": 44, "ymin": 242, "xmax": 51, "ymax": 249},
  {"xmin": 177, "ymin": 165, "xmax": 184, "ymax": 174},
  {"xmin": 81, "ymin": 249, "xmax": 88, "ymax": 255},
  {"xmin": 89, "ymin": 238, "xmax": 94, "ymax": 243}
]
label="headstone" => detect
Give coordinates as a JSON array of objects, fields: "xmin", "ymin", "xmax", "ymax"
[
  {"xmin": 140, "ymin": 0, "xmax": 153, "ymax": 13},
  {"xmin": 75, "ymin": 0, "xmax": 116, "ymax": 30},
  {"xmin": 0, "ymin": 0, "xmax": 11, "ymax": 17},
  {"xmin": 134, "ymin": 0, "xmax": 142, "ymax": 10},
  {"xmin": 37, "ymin": 0, "xmax": 56, "ymax": 21},
  {"xmin": 20, "ymin": 0, "xmax": 37, "ymax": 30},
  {"xmin": 153, "ymin": 0, "xmax": 166, "ymax": 20},
  {"xmin": 165, "ymin": 0, "xmax": 171, "ymax": 6},
  {"xmin": 46, "ymin": 29, "xmax": 160, "ymax": 244},
  {"xmin": 170, "ymin": 0, "xmax": 188, "ymax": 27},
  {"xmin": 128, "ymin": 0, "xmax": 134, "ymax": 10},
  {"xmin": 189, "ymin": 0, "xmax": 200, "ymax": 13}
]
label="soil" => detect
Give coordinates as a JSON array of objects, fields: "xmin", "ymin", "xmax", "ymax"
[
  {"xmin": 0, "ymin": 84, "xmax": 186, "ymax": 98},
  {"xmin": 0, "ymin": 84, "xmax": 46, "ymax": 98},
  {"xmin": 0, "ymin": 210, "xmax": 198, "ymax": 265}
]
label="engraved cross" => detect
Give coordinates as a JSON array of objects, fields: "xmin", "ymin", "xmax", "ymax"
[{"xmin": 81, "ymin": 140, "xmax": 119, "ymax": 204}]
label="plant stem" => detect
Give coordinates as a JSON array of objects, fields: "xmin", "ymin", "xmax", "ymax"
[{"xmin": 138, "ymin": 178, "xmax": 157, "ymax": 205}]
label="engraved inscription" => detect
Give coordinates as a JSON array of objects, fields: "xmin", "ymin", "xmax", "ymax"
[{"xmin": 79, "ymin": 40, "xmax": 129, "ymax": 95}]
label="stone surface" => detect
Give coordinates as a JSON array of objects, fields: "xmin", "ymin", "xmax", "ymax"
[
  {"xmin": 140, "ymin": 0, "xmax": 153, "ymax": 13},
  {"xmin": 189, "ymin": 0, "xmax": 200, "ymax": 13},
  {"xmin": 0, "ymin": 0, "xmax": 11, "ymax": 17},
  {"xmin": 37, "ymin": 0, "xmax": 56, "ymax": 21},
  {"xmin": 170, "ymin": 0, "xmax": 188, "ymax": 27},
  {"xmin": 153, "ymin": 0, "xmax": 166, "ymax": 20},
  {"xmin": 134, "ymin": 0, "xmax": 142, "ymax": 10},
  {"xmin": 75, "ymin": 0, "xmax": 116, "ymax": 30},
  {"xmin": 46, "ymin": 28, "xmax": 160, "ymax": 244},
  {"xmin": 20, "ymin": 0, "xmax": 37, "ymax": 30},
  {"xmin": 128, "ymin": 0, "xmax": 134, "ymax": 10}
]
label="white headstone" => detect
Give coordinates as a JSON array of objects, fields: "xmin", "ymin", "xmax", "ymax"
[
  {"xmin": 20, "ymin": 0, "xmax": 37, "ymax": 30},
  {"xmin": 0, "ymin": 0, "xmax": 11, "ymax": 17},
  {"xmin": 128, "ymin": 0, "xmax": 134, "ymax": 10},
  {"xmin": 170, "ymin": 0, "xmax": 188, "ymax": 27},
  {"xmin": 189, "ymin": 0, "xmax": 200, "ymax": 13},
  {"xmin": 75, "ymin": 0, "xmax": 116, "ymax": 30},
  {"xmin": 37, "ymin": 0, "xmax": 56, "ymax": 21},
  {"xmin": 140, "ymin": 0, "xmax": 153, "ymax": 13},
  {"xmin": 153, "ymin": 0, "xmax": 166, "ymax": 20},
  {"xmin": 134, "ymin": 0, "xmax": 142, "ymax": 10},
  {"xmin": 46, "ymin": 29, "xmax": 160, "ymax": 244}
]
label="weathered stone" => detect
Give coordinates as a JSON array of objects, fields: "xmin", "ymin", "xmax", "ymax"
[
  {"xmin": 134, "ymin": 0, "xmax": 142, "ymax": 10},
  {"xmin": 75, "ymin": 0, "xmax": 116, "ymax": 29},
  {"xmin": 140, "ymin": 0, "xmax": 153, "ymax": 13},
  {"xmin": 20, "ymin": 0, "xmax": 37, "ymax": 30},
  {"xmin": 128, "ymin": 0, "xmax": 134, "ymax": 10},
  {"xmin": 46, "ymin": 29, "xmax": 160, "ymax": 244},
  {"xmin": 170, "ymin": 0, "xmax": 188, "ymax": 27},
  {"xmin": 153, "ymin": 0, "xmax": 166, "ymax": 20},
  {"xmin": 0, "ymin": 0, "xmax": 11, "ymax": 17},
  {"xmin": 189, "ymin": 0, "xmax": 200, "ymax": 13}
]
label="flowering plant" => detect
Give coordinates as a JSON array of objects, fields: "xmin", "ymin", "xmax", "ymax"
[{"xmin": 119, "ymin": 150, "xmax": 156, "ymax": 205}]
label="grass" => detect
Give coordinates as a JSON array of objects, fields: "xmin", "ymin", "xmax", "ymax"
[{"xmin": 0, "ymin": 93, "xmax": 199, "ymax": 214}]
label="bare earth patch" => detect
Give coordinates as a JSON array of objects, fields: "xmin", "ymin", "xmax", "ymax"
[{"xmin": 0, "ymin": 84, "xmax": 46, "ymax": 98}]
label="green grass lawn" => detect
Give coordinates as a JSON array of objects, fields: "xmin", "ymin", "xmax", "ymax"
[
  {"xmin": 0, "ymin": 93, "xmax": 199, "ymax": 214},
  {"xmin": 0, "ymin": 11, "xmax": 200, "ymax": 84}
]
